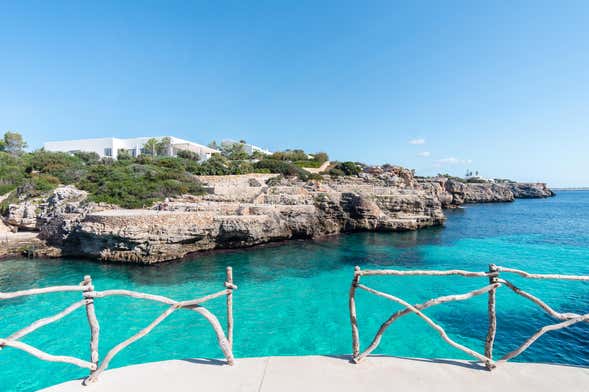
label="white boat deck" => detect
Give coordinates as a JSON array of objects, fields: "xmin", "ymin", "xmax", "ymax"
[{"xmin": 43, "ymin": 355, "xmax": 589, "ymax": 392}]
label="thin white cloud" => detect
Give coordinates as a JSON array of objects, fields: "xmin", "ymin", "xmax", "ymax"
[
  {"xmin": 417, "ymin": 151, "xmax": 431, "ymax": 157},
  {"xmin": 409, "ymin": 138, "xmax": 425, "ymax": 145},
  {"xmin": 433, "ymin": 157, "xmax": 472, "ymax": 167}
]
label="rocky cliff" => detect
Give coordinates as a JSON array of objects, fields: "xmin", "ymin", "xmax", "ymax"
[
  {"xmin": 417, "ymin": 177, "xmax": 553, "ymax": 207},
  {"xmin": 2, "ymin": 168, "xmax": 554, "ymax": 263},
  {"xmin": 53, "ymin": 173, "xmax": 446, "ymax": 263}
]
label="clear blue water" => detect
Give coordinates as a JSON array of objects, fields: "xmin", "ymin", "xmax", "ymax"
[{"xmin": 1, "ymin": 191, "xmax": 588, "ymax": 391}]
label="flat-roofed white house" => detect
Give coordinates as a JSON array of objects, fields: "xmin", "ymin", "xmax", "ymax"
[
  {"xmin": 221, "ymin": 139, "xmax": 272, "ymax": 156},
  {"xmin": 43, "ymin": 136, "xmax": 220, "ymax": 161}
]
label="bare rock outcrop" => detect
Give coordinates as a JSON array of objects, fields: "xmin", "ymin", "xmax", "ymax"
[
  {"xmin": 7, "ymin": 201, "xmax": 39, "ymax": 230},
  {"xmin": 509, "ymin": 183, "xmax": 554, "ymax": 198},
  {"xmin": 416, "ymin": 177, "xmax": 553, "ymax": 207},
  {"xmin": 60, "ymin": 175, "xmax": 446, "ymax": 263},
  {"xmin": 2, "ymin": 169, "xmax": 554, "ymax": 263}
]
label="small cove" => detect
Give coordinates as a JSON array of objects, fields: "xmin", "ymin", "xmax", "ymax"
[{"xmin": 1, "ymin": 191, "xmax": 588, "ymax": 391}]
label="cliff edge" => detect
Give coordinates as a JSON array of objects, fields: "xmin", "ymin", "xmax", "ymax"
[{"xmin": 3, "ymin": 168, "xmax": 554, "ymax": 263}]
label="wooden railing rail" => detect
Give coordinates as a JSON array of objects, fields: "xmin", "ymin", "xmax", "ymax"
[
  {"xmin": 349, "ymin": 264, "xmax": 588, "ymax": 369},
  {"xmin": 0, "ymin": 266, "xmax": 237, "ymax": 385}
]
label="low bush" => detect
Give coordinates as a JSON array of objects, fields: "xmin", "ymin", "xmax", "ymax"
[
  {"xmin": 78, "ymin": 162, "xmax": 204, "ymax": 208},
  {"xmin": 307, "ymin": 173, "xmax": 324, "ymax": 181},
  {"xmin": 270, "ymin": 149, "xmax": 308, "ymax": 162},
  {"xmin": 176, "ymin": 150, "xmax": 200, "ymax": 161},
  {"xmin": 28, "ymin": 150, "xmax": 87, "ymax": 184},
  {"xmin": 312, "ymin": 152, "xmax": 328, "ymax": 163},
  {"xmin": 254, "ymin": 159, "xmax": 309, "ymax": 180},
  {"xmin": 294, "ymin": 160, "xmax": 322, "ymax": 168},
  {"xmin": 328, "ymin": 161, "xmax": 362, "ymax": 176}
]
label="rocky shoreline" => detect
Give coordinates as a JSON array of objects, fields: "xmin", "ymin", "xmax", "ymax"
[{"xmin": 1, "ymin": 168, "xmax": 553, "ymax": 263}]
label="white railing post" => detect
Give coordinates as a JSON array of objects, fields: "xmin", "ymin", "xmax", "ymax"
[
  {"xmin": 225, "ymin": 266, "xmax": 235, "ymax": 350},
  {"xmin": 82, "ymin": 275, "xmax": 100, "ymax": 385},
  {"xmin": 484, "ymin": 264, "xmax": 498, "ymax": 370},
  {"xmin": 349, "ymin": 266, "xmax": 361, "ymax": 361}
]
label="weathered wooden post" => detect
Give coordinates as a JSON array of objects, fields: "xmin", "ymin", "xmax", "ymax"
[
  {"xmin": 82, "ymin": 275, "xmax": 100, "ymax": 385},
  {"xmin": 349, "ymin": 266, "xmax": 361, "ymax": 362},
  {"xmin": 225, "ymin": 266, "xmax": 235, "ymax": 350},
  {"xmin": 484, "ymin": 264, "xmax": 498, "ymax": 370}
]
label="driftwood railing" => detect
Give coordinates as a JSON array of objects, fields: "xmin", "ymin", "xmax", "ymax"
[
  {"xmin": 349, "ymin": 264, "xmax": 589, "ymax": 369},
  {"xmin": 0, "ymin": 266, "xmax": 237, "ymax": 385}
]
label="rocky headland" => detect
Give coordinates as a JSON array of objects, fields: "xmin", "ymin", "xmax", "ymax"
[{"xmin": 1, "ymin": 168, "xmax": 554, "ymax": 263}]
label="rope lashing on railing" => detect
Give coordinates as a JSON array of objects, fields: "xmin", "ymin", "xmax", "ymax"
[
  {"xmin": 0, "ymin": 267, "xmax": 237, "ymax": 386},
  {"xmin": 349, "ymin": 264, "xmax": 588, "ymax": 369}
]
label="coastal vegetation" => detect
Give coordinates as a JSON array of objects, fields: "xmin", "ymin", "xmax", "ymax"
[
  {"xmin": 328, "ymin": 161, "xmax": 363, "ymax": 176},
  {"xmin": 0, "ymin": 132, "xmax": 340, "ymax": 209},
  {"xmin": 0, "ymin": 132, "xmax": 523, "ymax": 212}
]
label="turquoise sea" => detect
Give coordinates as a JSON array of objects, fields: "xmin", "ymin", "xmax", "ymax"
[{"xmin": 1, "ymin": 191, "xmax": 588, "ymax": 391}]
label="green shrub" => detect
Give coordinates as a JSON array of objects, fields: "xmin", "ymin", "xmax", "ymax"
[
  {"xmin": 153, "ymin": 157, "xmax": 185, "ymax": 171},
  {"xmin": 0, "ymin": 152, "xmax": 26, "ymax": 190},
  {"xmin": 312, "ymin": 152, "xmax": 328, "ymax": 163},
  {"xmin": 328, "ymin": 161, "xmax": 361, "ymax": 176},
  {"xmin": 294, "ymin": 160, "xmax": 322, "ymax": 168},
  {"xmin": 307, "ymin": 173, "xmax": 324, "ymax": 181},
  {"xmin": 30, "ymin": 174, "xmax": 60, "ymax": 193},
  {"xmin": 254, "ymin": 159, "xmax": 309, "ymax": 180},
  {"xmin": 221, "ymin": 143, "xmax": 249, "ymax": 160},
  {"xmin": 28, "ymin": 150, "xmax": 86, "ymax": 183},
  {"xmin": 74, "ymin": 151, "xmax": 101, "ymax": 164},
  {"xmin": 0, "ymin": 184, "xmax": 15, "ymax": 195},
  {"xmin": 78, "ymin": 162, "xmax": 204, "ymax": 208},
  {"xmin": 116, "ymin": 149, "xmax": 133, "ymax": 161},
  {"xmin": 270, "ymin": 149, "xmax": 308, "ymax": 161},
  {"xmin": 177, "ymin": 150, "xmax": 200, "ymax": 161},
  {"xmin": 190, "ymin": 154, "xmax": 231, "ymax": 175},
  {"xmin": 228, "ymin": 161, "xmax": 254, "ymax": 175}
]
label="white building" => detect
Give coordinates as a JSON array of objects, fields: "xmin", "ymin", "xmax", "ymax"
[
  {"xmin": 43, "ymin": 136, "xmax": 219, "ymax": 161},
  {"xmin": 221, "ymin": 140, "xmax": 272, "ymax": 156}
]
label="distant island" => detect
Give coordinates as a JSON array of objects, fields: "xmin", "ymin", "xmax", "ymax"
[{"xmin": 0, "ymin": 132, "xmax": 553, "ymax": 262}]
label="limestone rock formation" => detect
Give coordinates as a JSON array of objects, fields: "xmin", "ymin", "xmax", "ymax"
[
  {"xmin": 509, "ymin": 183, "xmax": 554, "ymax": 198},
  {"xmin": 62, "ymin": 175, "xmax": 446, "ymax": 263},
  {"xmin": 1, "ymin": 169, "xmax": 554, "ymax": 263},
  {"xmin": 7, "ymin": 201, "xmax": 39, "ymax": 230}
]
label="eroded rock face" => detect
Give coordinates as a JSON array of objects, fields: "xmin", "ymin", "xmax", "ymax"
[
  {"xmin": 33, "ymin": 185, "xmax": 119, "ymax": 249},
  {"xmin": 447, "ymin": 180, "xmax": 515, "ymax": 203},
  {"xmin": 60, "ymin": 175, "xmax": 446, "ymax": 263},
  {"xmin": 509, "ymin": 183, "xmax": 554, "ymax": 198},
  {"xmin": 416, "ymin": 178, "xmax": 553, "ymax": 207},
  {"xmin": 7, "ymin": 202, "xmax": 39, "ymax": 230},
  {"xmin": 6, "ymin": 171, "xmax": 554, "ymax": 263},
  {"xmin": 0, "ymin": 218, "xmax": 15, "ymax": 233}
]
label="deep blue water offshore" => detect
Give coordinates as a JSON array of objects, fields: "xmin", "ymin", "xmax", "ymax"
[{"xmin": 1, "ymin": 191, "xmax": 588, "ymax": 391}]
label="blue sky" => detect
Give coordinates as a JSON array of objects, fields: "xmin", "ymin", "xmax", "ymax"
[{"xmin": 1, "ymin": 1, "xmax": 588, "ymax": 187}]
